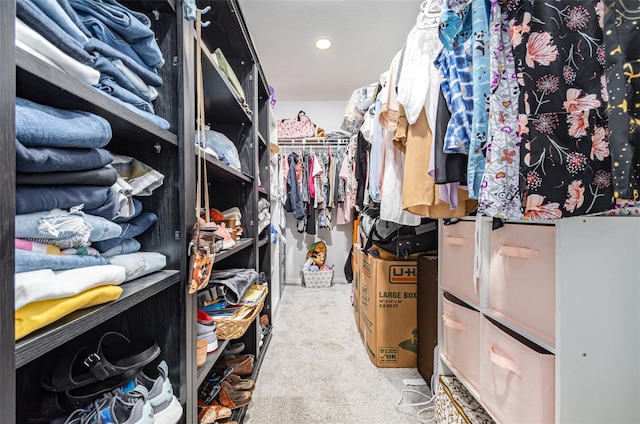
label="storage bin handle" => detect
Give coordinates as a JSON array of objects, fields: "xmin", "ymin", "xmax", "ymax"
[
  {"xmin": 499, "ymin": 245, "xmax": 539, "ymax": 260},
  {"xmin": 489, "ymin": 345, "xmax": 522, "ymax": 378},
  {"xmin": 445, "ymin": 236, "xmax": 470, "ymax": 247},
  {"xmin": 442, "ymin": 313, "xmax": 467, "ymax": 332}
]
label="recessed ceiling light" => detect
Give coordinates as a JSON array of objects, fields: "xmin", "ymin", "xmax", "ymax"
[{"xmin": 314, "ymin": 38, "xmax": 332, "ymax": 50}]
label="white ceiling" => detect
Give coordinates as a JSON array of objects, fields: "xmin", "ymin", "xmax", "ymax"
[{"xmin": 240, "ymin": 0, "xmax": 424, "ymax": 102}]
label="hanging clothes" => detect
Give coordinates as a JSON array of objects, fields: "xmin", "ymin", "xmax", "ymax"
[
  {"xmin": 355, "ymin": 132, "xmax": 370, "ymax": 210},
  {"xmin": 284, "ymin": 152, "xmax": 304, "ymax": 222},
  {"xmin": 477, "ymin": 0, "xmax": 523, "ymax": 219},
  {"xmin": 511, "ymin": 0, "xmax": 614, "ymax": 218},
  {"xmin": 401, "ymin": 107, "xmax": 475, "ymax": 218},
  {"xmin": 381, "ymin": 108, "xmax": 421, "ymax": 225},
  {"xmin": 603, "ymin": 0, "xmax": 640, "ymax": 201}
]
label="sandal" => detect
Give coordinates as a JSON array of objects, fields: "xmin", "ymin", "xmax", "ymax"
[
  {"xmin": 227, "ymin": 374, "xmax": 255, "ymax": 392},
  {"xmin": 217, "ymin": 382, "xmax": 252, "ymax": 410},
  {"xmin": 42, "ymin": 332, "xmax": 160, "ymax": 392},
  {"xmin": 222, "ymin": 354, "xmax": 254, "ymax": 377},
  {"xmin": 198, "ymin": 399, "xmax": 231, "ymax": 423}
]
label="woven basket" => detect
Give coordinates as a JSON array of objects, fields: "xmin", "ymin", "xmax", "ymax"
[
  {"xmin": 301, "ymin": 269, "xmax": 333, "ymax": 288},
  {"xmin": 212, "ymin": 285, "xmax": 268, "ymax": 340}
]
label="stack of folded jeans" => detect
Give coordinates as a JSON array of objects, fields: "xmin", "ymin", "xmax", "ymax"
[{"xmin": 15, "ymin": 0, "xmax": 170, "ymax": 130}]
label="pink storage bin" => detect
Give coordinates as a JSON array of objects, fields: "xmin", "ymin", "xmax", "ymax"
[
  {"xmin": 442, "ymin": 221, "xmax": 479, "ymax": 306},
  {"xmin": 442, "ymin": 292, "xmax": 480, "ymax": 393},
  {"xmin": 489, "ymin": 224, "xmax": 555, "ymax": 345},
  {"xmin": 480, "ymin": 316, "xmax": 555, "ymax": 424}
]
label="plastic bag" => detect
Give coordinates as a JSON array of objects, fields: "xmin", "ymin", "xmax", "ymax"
[{"xmin": 196, "ymin": 129, "xmax": 241, "ymax": 171}]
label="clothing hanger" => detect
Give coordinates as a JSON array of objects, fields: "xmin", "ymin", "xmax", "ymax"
[{"xmin": 417, "ymin": 0, "xmax": 440, "ymax": 29}]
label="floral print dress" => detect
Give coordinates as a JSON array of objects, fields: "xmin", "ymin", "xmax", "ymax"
[
  {"xmin": 478, "ymin": 0, "xmax": 523, "ymax": 219},
  {"xmin": 509, "ymin": 0, "xmax": 615, "ymax": 218}
]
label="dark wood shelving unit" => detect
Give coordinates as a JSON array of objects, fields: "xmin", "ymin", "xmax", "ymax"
[
  {"xmin": 16, "ymin": 49, "xmax": 178, "ymax": 148},
  {"xmin": 196, "ymin": 339, "xmax": 230, "ymax": 386},
  {"xmin": 15, "ymin": 271, "xmax": 180, "ymax": 368},
  {"xmin": 214, "ymin": 239, "xmax": 255, "ymax": 263},
  {"xmin": 258, "ymin": 237, "xmax": 269, "ymax": 248},
  {"xmin": 202, "ymin": 149, "xmax": 253, "ymax": 183}
]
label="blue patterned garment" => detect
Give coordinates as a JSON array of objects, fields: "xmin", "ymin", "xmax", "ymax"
[
  {"xmin": 434, "ymin": 41, "xmax": 474, "ymax": 155},
  {"xmin": 467, "ymin": 0, "xmax": 491, "ymax": 199}
]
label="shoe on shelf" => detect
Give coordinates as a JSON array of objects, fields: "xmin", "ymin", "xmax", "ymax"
[
  {"xmin": 197, "ymin": 399, "xmax": 231, "ymax": 424},
  {"xmin": 223, "ymin": 341, "xmax": 245, "ymax": 356},
  {"xmin": 197, "ymin": 310, "xmax": 219, "ymax": 354},
  {"xmin": 221, "ymin": 207, "xmax": 242, "ymax": 225},
  {"xmin": 226, "ymin": 374, "xmax": 255, "ymax": 392},
  {"xmin": 221, "ymin": 354, "xmax": 254, "ymax": 377},
  {"xmin": 54, "ymin": 385, "xmax": 153, "ymax": 424},
  {"xmin": 217, "ymin": 381, "xmax": 252, "ymax": 410},
  {"xmin": 196, "ymin": 340, "xmax": 208, "ymax": 368},
  {"xmin": 136, "ymin": 361, "xmax": 183, "ymax": 424},
  {"xmin": 214, "ymin": 222, "xmax": 236, "ymax": 250}
]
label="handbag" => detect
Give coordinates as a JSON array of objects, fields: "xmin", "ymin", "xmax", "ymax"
[
  {"xmin": 188, "ymin": 10, "xmax": 217, "ymax": 295},
  {"xmin": 277, "ymin": 111, "xmax": 316, "ymax": 139},
  {"xmin": 363, "ymin": 216, "xmax": 438, "ymax": 259}
]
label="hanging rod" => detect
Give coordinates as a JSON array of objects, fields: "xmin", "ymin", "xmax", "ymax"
[{"xmin": 277, "ymin": 137, "xmax": 351, "ymax": 145}]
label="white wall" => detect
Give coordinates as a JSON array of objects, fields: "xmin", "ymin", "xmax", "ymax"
[{"xmin": 275, "ymin": 100, "xmax": 354, "ymax": 285}]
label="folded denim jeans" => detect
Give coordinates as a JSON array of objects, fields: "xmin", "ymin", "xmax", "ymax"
[
  {"xmin": 30, "ymin": 0, "xmax": 89, "ymax": 45},
  {"xmin": 95, "ymin": 90, "xmax": 170, "ymax": 130},
  {"xmin": 108, "ymin": 252, "xmax": 166, "ymax": 282},
  {"xmin": 114, "ymin": 198, "xmax": 142, "ymax": 223},
  {"xmin": 17, "ymin": 0, "xmax": 94, "ymax": 66},
  {"xmin": 111, "ymin": 59, "xmax": 158, "ymax": 101},
  {"xmin": 70, "ymin": 0, "xmax": 164, "ymax": 69},
  {"xmin": 91, "ymin": 52, "xmax": 147, "ymax": 100},
  {"xmin": 92, "ymin": 212, "xmax": 157, "ymax": 252},
  {"xmin": 15, "ymin": 248, "xmax": 109, "ymax": 273},
  {"xmin": 79, "ymin": 13, "xmax": 150, "ymax": 69},
  {"xmin": 97, "ymin": 78, "xmax": 154, "ymax": 114},
  {"xmin": 16, "ymin": 19, "xmax": 100, "ymax": 86},
  {"xmin": 85, "ymin": 37, "xmax": 162, "ymax": 87},
  {"xmin": 16, "ymin": 185, "xmax": 119, "ymax": 219},
  {"xmin": 99, "ymin": 238, "xmax": 141, "ymax": 258},
  {"xmin": 208, "ymin": 268, "xmax": 259, "ymax": 305},
  {"xmin": 16, "ymin": 139, "xmax": 113, "ymax": 172},
  {"xmin": 15, "ymin": 209, "xmax": 122, "ymax": 247},
  {"xmin": 15, "ymin": 264, "xmax": 126, "ymax": 309},
  {"xmin": 16, "ymin": 98, "xmax": 112, "ymax": 149},
  {"xmin": 16, "ymin": 166, "xmax": 118, "ymax": 186}
]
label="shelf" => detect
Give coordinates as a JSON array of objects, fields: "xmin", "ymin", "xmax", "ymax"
[
  {"xmin": 15, "ymin": 47, "xmax": 178, "ymax": 149},
  {"xmin": 482, "ymin": 309, "xmax": 556, "ymax": 354},
  {"xmin": 255, "ymin": 331, "xmax": 272, "ymax": 382},
  {"xmin": 257, "ymin": 186, "xmax": 268, "ymax": 195},
  {"xmin": 258, "ymin": 132, "xmax": 267, "ymax": 148},
  {"xmin": 440, "ymin": 354, "xmax": 481, "ymax": 404},
  {"xmin": 198, "ymin": 0, "xmax": 254, "ymax": 62},
  {"xmin": 196, "ymin": 339, "xmax": 230, "ymax": 387},
  {"xmin": 15, "ymin": 270, "xmax": 180, "ymax": 368},
  {"xmin": 231, "ymin": 403, "xmax": 249, "ymax": 423},
  {"xmin": 201, "ymin": 149, "xmax": 253, "ymax": 183},
  {"xmin": 199, "ymin": 39, "xmax": 253, "ymax": 125},
  {"xmin": 258, "ymin": 238, "xmax": 269, "ymax": 248},
  {"xmin": 214, "ymin": 239, "xmax": 254, "ymax": 263}
]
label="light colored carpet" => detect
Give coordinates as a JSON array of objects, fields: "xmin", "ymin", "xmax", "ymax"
[{"xmin": 245, "ymin": 284, "xmax": 433, "ymax": 424}]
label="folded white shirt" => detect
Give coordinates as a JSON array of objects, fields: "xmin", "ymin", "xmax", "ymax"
[
  {"xmin": 15, "ymin": 265, "xmax": 126, "ymax": 310},
  {"xmin": 15, "ymin": 19, "xmax": 100, "ymax": 86}
]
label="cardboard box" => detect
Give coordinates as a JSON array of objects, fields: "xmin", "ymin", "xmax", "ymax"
[
  {"xmin": 352, "ymin": 244, "xmax": 363, "ymax": 338},
  {"xmin": 360, "ymin": 253, "xmax": 418, "ymax": 368}
]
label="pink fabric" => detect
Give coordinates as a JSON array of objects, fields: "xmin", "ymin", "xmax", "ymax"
[
  {"xmin": 441, "ymin": 222, "xmax": 479, "ymax": 306},
  {"xmin": 481, "ymin": 316, "xmax": 555, "ymax": 424},
  {"xmin": 489, "ymin": 224, "xmax": 556, "ymax": 344},
  {"xmin": 442, "ymin": 294, "xmax": 481, "ymax": 393}
]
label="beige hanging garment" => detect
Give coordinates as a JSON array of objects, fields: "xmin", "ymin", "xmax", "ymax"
[{"xmin": 402, "ymin": 108, "xmax": 475, "ymax": 218}]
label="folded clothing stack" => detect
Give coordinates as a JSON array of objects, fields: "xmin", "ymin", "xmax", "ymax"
[
  {"xmin": 27, "ymin": 332, "xmax": 182, "ymax": 424},
  {"xmin": 15, "ymin": 0, "xmax": 169, "ymax": 129},
  {"xmin": 257, "ymin": 198, "xmax": 271, "ymax": 236},
  {"xmin": 14, "ymin": 99, "xmax": 166, "ymax": 340}
]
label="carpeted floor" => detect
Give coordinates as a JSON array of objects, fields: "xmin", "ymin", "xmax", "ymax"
[{"xmin": 245, "ymin": 284, "xmax": 433, "ymax": 424}]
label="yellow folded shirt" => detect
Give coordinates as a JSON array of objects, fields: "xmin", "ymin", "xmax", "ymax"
[{"xmin": 15, "ymin": 285, "xmax": 123, "ymax": 340}]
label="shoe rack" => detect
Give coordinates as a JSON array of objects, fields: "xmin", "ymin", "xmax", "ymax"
[{"xmin": 1, "ymin": 0, "xmax": 273, "ymax": 422}]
